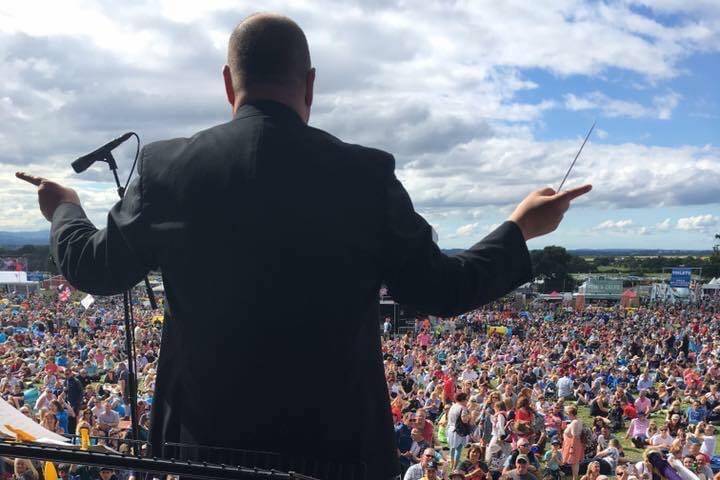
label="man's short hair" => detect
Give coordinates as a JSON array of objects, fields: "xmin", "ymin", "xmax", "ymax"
[{"xmin": 228, "ymin": 13, "xmax": 311, "ymax": 90}]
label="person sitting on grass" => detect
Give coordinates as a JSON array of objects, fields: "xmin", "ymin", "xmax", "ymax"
[
  {"xmin": 625, "ymin": 411, "xmax": 650, "ymax": 448},
  {"xmin": 686, "ymin": 399, "xmax": 707, "ymax": 426},
  {"xmin": 403, "ymin": 448, "xmax": 438, "ymax": 480},
  {"xmin": 504, "ymin": 455, "xmax": 537, "ymax": 480},
  {"xmin": 579, "ymin": 461, "xmax": 601, "ymax": 480},
  {"xmin": 420, "ymin": 460, "xmax": 441, "ymax": 480},
  {"xmin": 593, "ymin": 438, "xmax": 621, "ymax": 473},
  {"xmin": 457, "ymin": 445, "xmax": 491, "ymax": 480},
  {"xmin": 502, "ymin": 437, "xmax": 539, "ymax": 476},
  {"xmin": 649, "ymin": 423, "xmax": 674, "ymax": 448}
]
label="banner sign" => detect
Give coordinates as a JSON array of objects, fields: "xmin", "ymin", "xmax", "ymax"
[
  {"xmin": 670, "ymin": 268, "xmax": 692, "ymax": 288},
  {"xmin": 26, "ymin": 272, "xmax": 45, "ymax": 282}
]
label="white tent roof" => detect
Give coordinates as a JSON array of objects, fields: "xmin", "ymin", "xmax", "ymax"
[{"xmin": 0, "ymin": 396, "xmax": 68, "ymax": 443}]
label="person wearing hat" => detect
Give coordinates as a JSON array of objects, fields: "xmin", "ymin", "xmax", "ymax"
[
  {"xmin": 98, "ymin": 467, "xmax": 116, "ymax": 480},
  {"xmin": 506, "ymin": 455, "xmax": 537, "ymax": 480},
  {"xmin": 420, "ymin": 460, "xmax": 441, "ymax": 480},
  {"xmin": 543, "ymin": 437, "xmax": 563, "ymax": 480},
  {"xmin": 404, "ymin": 448, "xmax": 438, "ymax": 480}
]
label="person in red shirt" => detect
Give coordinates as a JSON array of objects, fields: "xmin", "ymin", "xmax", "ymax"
[
  {"xmin": 443, "ymin": 371, "xmax": 456, "ymax": 404},
  {"xmin": 623, "ymin": 402, "xmax": 637, "ymax": 420},
  {"xmin": 515, "ymin": 396, "xmax": 534, "ymax": 424},
  {"xmin": 45, "ymin": 358, "xmax": 58, "ymax": 374}
]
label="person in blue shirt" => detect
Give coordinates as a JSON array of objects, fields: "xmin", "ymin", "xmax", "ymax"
[
  {"xmin": 51, "ymin": 399, "xmax": 70, "ymax": 434},
  {"xmin": 686, "ymin": 399, "xmax": 707, "ymax": 425},
  {"xmin": 56, "ymin": 353, "xmax": 68, "ymax": 368},
  {"xmin": 396, "ymin": 412, "xmax": 414, "ymax": 473}
]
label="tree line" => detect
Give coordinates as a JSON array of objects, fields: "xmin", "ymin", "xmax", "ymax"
[{"xmin": 530, "ymin": 237, "xmax": 720, "ymax": 293}]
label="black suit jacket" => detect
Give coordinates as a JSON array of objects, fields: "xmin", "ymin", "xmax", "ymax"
[{"xmin": 51, "ymin": 100, "xmax": 532, "ymax": 480}]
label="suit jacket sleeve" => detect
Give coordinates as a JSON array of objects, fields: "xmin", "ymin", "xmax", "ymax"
[
  {"xmin": 51, "ymin": 152, "xmax": 154, "ymax": 295},
  {"xmin": 380, "ymin": 156, "xmax": 532, "ymax": 317}
]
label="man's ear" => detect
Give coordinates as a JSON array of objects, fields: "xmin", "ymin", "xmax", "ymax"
[
  {"xmin": 222, "ymin": 65, "xmax": 235, "ymax": 109},
  {"xmin": 305, "ymin": 67, "xmax": 315, "ymax": 109}
]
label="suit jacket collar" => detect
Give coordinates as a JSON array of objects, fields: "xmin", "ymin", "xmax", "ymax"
[{"xmin": 233, "ymin": 99, "xmax": 304, "ymax": 124}]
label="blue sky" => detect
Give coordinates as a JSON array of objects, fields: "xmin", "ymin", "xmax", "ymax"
[{"xmin": 0, "ymin": 1, "xmax": 718, "ymax": 250}]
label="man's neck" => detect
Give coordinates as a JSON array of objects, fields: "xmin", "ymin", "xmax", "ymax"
[{"xmin": 233, "ymin": 90, "xmax": 307, "ymax": 123}]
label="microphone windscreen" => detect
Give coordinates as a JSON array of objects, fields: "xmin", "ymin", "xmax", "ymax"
[{"xmin": 71, "ymin": 154, "xmax": 95, "ymax": 173}]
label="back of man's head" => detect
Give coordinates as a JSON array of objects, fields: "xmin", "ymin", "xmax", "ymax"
[{"xmin": 227, "ymin": 13, "xmax": 311, "ymax": 92}]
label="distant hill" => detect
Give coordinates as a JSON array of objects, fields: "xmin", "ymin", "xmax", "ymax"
[
  {"xmin": 441, "ymin": 248, "xmax": 712, "ymax": 257},
  {"xmin": 1, "ymin": 232, "xmax": 712, "ymax": 258},
  {"xmin": 0, "ymin": 230, "xmax": 50, "ymax": 247},
  {"xmin": 567, "ymin": 248, "xmax": 712, "ymax": 257}
]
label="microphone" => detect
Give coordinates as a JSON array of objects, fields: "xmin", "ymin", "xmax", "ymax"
[{"xmin": 72, "ymin": 132, "xmax": 134, "ymax": 173}]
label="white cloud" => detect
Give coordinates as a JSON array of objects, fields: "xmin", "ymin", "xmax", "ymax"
[
  {"xmin": 564, "ymin": 91, "xmax": 681, "ymax": 119},
  {"xmin": 0, "ymin": 0, "xmax": 718, "ymax": 241},
  {"xmin": 455, "ymin": 223, "xmax": 479, "ymax": 237},
  {"xmin": 594, "ymin": 219, "xmax": 635, "ymax": 230},
  {"xmin": 592, "ymin": 219, "xmax": 653, "ymax": 236},
  {"xmin": 655, "ymin": 218, "xmax": 672, "ymax": 231},
  {"xmin": 654, "ymin": 92, "xmax": 681, "ymax": 120},
  {"xmin": 676, "ymin": 214, "xmax": 720, "ymax": 232}
]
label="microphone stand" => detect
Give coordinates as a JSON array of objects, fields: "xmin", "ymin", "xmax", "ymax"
[{"xmin": 103, "ymin": 151, "xmax": 157, "ymax": 451}]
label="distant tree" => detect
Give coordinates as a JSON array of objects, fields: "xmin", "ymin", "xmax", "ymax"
[
  {"xmin": 706, "ymin": 234, "xmax": 720, "ymax": 278},
  {"xmin": 530, "ymin": 246, "xmax": 577, "ymax": 292},
  {"xmin": 567, "ymin": 255, "xmax": 592, "ymax": 273},
  {"xmin": 593, "ymin": 256, "xmax": 615, "ymax": 268}
]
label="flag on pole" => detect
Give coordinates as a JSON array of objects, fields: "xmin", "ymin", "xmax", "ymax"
[{"xmin": 80, "ymin": 294, "xmax": 95, "ymax": 309}]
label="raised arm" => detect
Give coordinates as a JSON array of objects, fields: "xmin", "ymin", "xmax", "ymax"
[
  {"xmin": 379, "ymin": 156, "xmax": 590, "ymax": 317},
  {"xmin": 16, "ymin": 152, "xmax": 156, "ymax": 295}
]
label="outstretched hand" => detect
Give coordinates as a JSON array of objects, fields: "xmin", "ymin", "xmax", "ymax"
[
  {"xmin": 508, "ymin": 184, "xmax": 592, "ymax": 241},
  {"xmin": 16, "ymin": 172, "xmax": 81, "ymax": 222}
]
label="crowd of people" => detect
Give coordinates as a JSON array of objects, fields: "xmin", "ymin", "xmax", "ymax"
[
  {"xmin": 387, "ymin": 298, "xmax": 720, "ymax": 480},
  {"xmin": 1, "ymin": 286, "xmax": 720, "ymax": 480},
  {"xmin": 0, "ymin": 288, "xmax": 160, "ymax": 480}
]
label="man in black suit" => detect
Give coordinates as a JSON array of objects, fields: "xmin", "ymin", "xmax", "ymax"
[{"xmin": 17, "ymin": 13, "xmax": 590, "ymax": 480}]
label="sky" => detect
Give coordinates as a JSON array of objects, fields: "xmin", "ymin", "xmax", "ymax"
[{"xmin": 1, "ymin": 0, "xmax": 719, "ymax": 250}]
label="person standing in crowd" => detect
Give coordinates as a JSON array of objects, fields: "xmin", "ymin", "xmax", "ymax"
[
  {"xmin": 487, "ymin": 400, "xmax": 509, "ymax": 466},
  {"xmin": 447, "ymin": 392, "xmax": 471, "ymax": 470},
  {"xmin": 64, "ymin": 369, "xmax": 84, "ymax": 435},
  {"xmin": 562, "ymin": 405, "xmax": 585, "ymax": 480}
]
